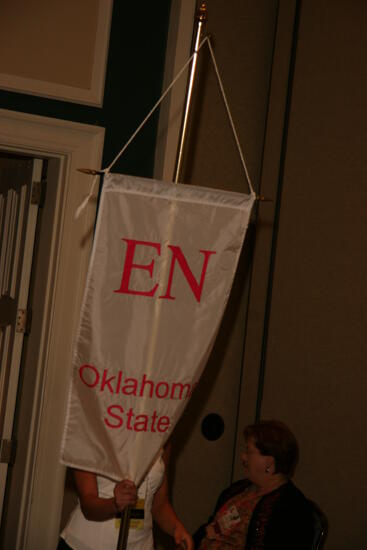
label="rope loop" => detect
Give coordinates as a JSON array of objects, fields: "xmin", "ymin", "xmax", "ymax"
[
  {"xmin": 77, "ymin": 35, "xmax": 255, "ymax": 217},
  {"xmin": 105, "ymin": 36, "xmax": 254, "ymax": 196}
]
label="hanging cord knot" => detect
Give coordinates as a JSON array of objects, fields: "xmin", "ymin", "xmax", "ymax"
[{"xmin": 75, "ymin": 168, "xmax": 108, "ymax": 219}]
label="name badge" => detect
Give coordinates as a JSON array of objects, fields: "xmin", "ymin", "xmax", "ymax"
[
  {"xmin": 115, "ymin": 499, "xmax": 145, "ymax": 530},
  {"xmin": 217, "ymin": 504, "xmax": 241, "ymax": 533}
]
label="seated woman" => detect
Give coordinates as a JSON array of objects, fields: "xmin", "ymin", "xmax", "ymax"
[
  {"xmin": 194, "ymin": 420, "xmax": 314, "ymax": 549},
  {"xmin": 59, "ymin": 443, "xmax": 193, "ymax": 549}
]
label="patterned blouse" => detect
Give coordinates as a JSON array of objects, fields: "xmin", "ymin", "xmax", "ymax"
[{"xmin": 199, "ymin": 485, "xmax": 262, "ymax": 549}]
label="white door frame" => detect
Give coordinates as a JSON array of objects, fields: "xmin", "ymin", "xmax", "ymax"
[{"xmin": 0, "ymin": 109, "xmax": 104, "ymax": 549}]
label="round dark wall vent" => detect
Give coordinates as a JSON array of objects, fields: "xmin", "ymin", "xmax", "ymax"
[{"xmin": 201, "ymin": 413, "xmax": 225, "ymax": 441}]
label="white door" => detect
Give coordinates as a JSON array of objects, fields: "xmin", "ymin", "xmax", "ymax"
[{"xmin": 0, "ymin": 155, "xmax": 43, "ymax": 520}]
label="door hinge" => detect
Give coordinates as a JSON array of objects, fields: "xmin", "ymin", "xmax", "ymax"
[
  {"xmin": 0, "ymin": 438, "xmax": 17, "ymax": 465},
  {"xmin": 31, "ymin": 178, "xmax": 46, "ymax": 206},
  {"xmin": 16, "ymin": 308, "xmax": 32, "ymax": 334}
]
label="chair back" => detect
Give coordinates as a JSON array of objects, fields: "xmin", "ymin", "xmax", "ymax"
[{"xmin": 308, "ymin": 500, "xmax": 328, "ymax": 550}]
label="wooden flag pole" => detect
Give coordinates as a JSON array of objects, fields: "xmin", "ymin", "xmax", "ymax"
[{"xmin": 116, "ymin": 3, "xmax": 207, "ymax": 549}]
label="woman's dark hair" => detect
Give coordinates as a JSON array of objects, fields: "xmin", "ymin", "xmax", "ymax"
[{"xmin": 243, "ymin": 420, "xmax": 299, "ymax": 477}]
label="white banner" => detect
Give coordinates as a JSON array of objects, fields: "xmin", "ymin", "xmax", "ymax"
[{"xmin": 60, "ymin": 173, "xmax": 255, "ymax": 484}]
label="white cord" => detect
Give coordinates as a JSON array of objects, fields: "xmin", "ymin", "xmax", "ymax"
[
  {"xmin": 105, "ymin": 35, "xmax": 254, "ymax": 196},
  {"xmin": 75, "ymin": 174, "xmax": 99, "ymax": 219},
  {"xmin": 76, "ymin": 34, "xmax": 256, "ymax": 218},
  {"xmin": 105, "ymin": 37, "xmax": 210, "ymax": 173},
  {"xmin": 206, "ymin": 37, "xmax": 255, "ymax": 196}
]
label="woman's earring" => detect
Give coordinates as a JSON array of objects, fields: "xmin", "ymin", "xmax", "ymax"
[{"xmin": 265, "ymin": 466, "xmax": 271, "ymax": 474}]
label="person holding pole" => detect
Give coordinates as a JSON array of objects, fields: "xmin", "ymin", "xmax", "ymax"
[{"xmin": 59, "ymin": 443, "xmax": 193, "ymax": 549}]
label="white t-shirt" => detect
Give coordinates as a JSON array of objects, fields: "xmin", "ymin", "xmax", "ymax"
[{"xmin": 61, "ymin": 456, "xmax": 165, "ymax": 550}]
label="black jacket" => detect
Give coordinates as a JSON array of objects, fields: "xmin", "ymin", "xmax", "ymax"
[{"xmin": 193, "ymin": 479, "xmax": 314, "ymax": 549}]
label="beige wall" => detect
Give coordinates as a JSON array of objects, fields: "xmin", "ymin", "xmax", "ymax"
[
  {"xmin": 0, "ymin": 0, "xmax": 112, "ymax": 105},
  {"xmin": 0, "ymin": 0, "xmax": 99, "ymax": 87},
  {"xmin": 252, "ymin": 1, "xmax": 367, "ymax": 548}
]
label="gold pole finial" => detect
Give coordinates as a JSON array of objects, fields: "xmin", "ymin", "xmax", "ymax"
[{"xmin": 197, "ymin": 1, "xmax": 207, "ymax": 22}]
